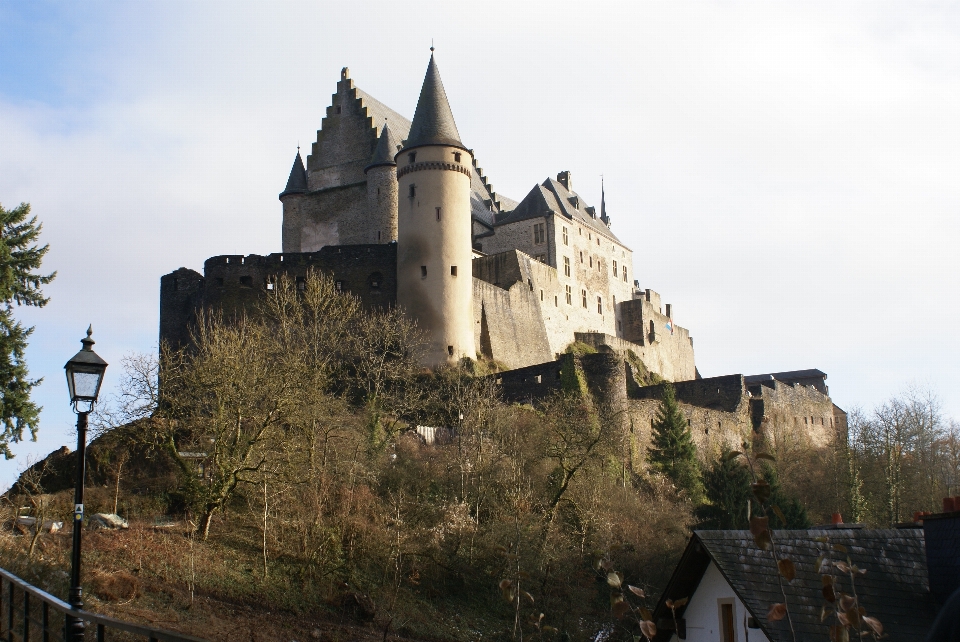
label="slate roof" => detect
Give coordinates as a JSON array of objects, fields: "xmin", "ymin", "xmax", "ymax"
[
  {"xmin": 365, "ymin": 122, "xmax": 401, "ymax": 171},
  {"xmin": 280, "ymin": 150, "xmax": 308, "ymax": 197},
  {"xmin": 402, "ymin": 54, "xmax": 465, "ymax": 151},
  {"xmin": 497, "ymin": 177, "xmax": 624, "ymax": 246},
  {"xmin": 744, "ymin": 369, "xmax": 827, "ymax": 385},
  {"xmin": 654, "ymin": 529, "xmax": 938, "ymax": 642}
]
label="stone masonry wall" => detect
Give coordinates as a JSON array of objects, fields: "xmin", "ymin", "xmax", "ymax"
[
  {"xmin": 473, "ymin": 278, "xmax": 553, "ymax": 368},
  {"xmin": 159, "ymin": 245, "xmax": 397, "ymax": 351}
]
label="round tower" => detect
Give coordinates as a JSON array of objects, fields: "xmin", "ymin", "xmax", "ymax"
[
  {"xmin": 364, "ymin": 122, "xmax": 400, "ymax": 243},
  {"xmin": 396, "ymin": 52, "xmax": 474, "ymax": 367},
  {"xmin": 279, "ymin": 148, "xmax": 309, "ymax": 253}
]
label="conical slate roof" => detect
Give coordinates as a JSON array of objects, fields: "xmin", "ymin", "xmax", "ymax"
[
  {"xmin": 402, "ymin": 54, "xmax": 465, "ymax": 151},
  {"xmin": 365, "ymin": 122, "xmax": 401, "ymax": 172},
  {"xmin": 280, "ymin": 150, "xmax": 308, "ymax": 197}
]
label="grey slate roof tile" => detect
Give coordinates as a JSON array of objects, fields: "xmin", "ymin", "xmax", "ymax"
[
  {"xmin": 402, "ymin": 54, "xmax": 465, "ymax": 151},
  {"xmin": 280, "ymin": 150, "xmax": 308, "ymax": 196},
  {"xmin": 365, "ymin": 122, "xmax": 401, "ymax": 171},
  {"xmin": 654, "ymin": 529, "xmax": 938, "ymax": 642}
]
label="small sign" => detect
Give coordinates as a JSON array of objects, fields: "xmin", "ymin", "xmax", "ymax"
[{"xmin": 74, "ymin": 504, "xmax": 84, "ymax": 521}]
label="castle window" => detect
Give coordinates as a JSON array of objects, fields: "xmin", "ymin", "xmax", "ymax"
[
  {"xmin": 578, "ymin": 227, "xmax": 582, "ymax": 235},
  {"xmin": 622, "ymin": 265, "xmax": 627, "ymax": 282},
  {"xmin": 589, "ymin": 256, "xmax": 593, "ymax": 268},
  {"xmin": 581, "ymin": 289, "xmax": 587, "ymax": 308},
  {"xmin": 437, "ymin": 207, "xmax": 441, "ymax": 221},
  {"xmin": 565, "ymin": 285, "xmax": 572, "ymax": 305},
  {"xmin": 554, "ymin": 295, "xmax": 558, "ymax": 307},
  {"xmin": 335, "ymin": 280, "xmax": 343, "ymax": 292},
  {"xmin": 562, "ymin": 226, "xmax": 568, "ymax": 245},
  {"xmin": 296, "ymin": 276, "xmax": 306, "ymax": 291},
  {"xmin": 453, "ymin": 152, "xmax": 461, "ymax": 163},
  {"xmin": 408, "ymin": 152, "xmax": 416, "ymax": 164},
  {"xmin": 409, "ymin": 184, "xmax": 416, "ymax": 198},
  {"xmin": 265, "ymin": 279, "xmax": 275, "ymax": 291},
  {"xmin": 239, "ymin": 276, "xmax": 252, "ymax": 288},
  {"xmin": 535, "ymin": 254, "xmax": 545, "ymax": 262},
  {"xmin": 580, "ymin": 251, "xmax": 584, "ymax": 263},
  {"xmin": 534, "ymin": 222, "xmax": 545, "ymax": 244},
  {"xmin": 597, "ymin": 237, "xmax": 600, "ymax": 246},
  {"xmin": 336, "ymin": 105, "xmax": 341, "ymax": 114},
  {"xmin": 588, "ymin": 232, "xmax": 591, "ymax": 240},
  {"xmin": 540, "ymin": 289, "xmax": 544, "ymax": 301},
  {"xmin": 377, "ymin": 230, "xmax": 381, "ymax": 241},
  {"xmin": 597, "ymin": 296, "xmax": 602, "ymax": 314},
  {"xmin": 613, "ymin": 260, "xmax": 618, "ymax": 276},
  {"xmin": 369, "ymin": 272, "xmax": 382, "ymax": 289},
  {"xmin": 448, "ymin": 345, "xmax": 454, "ymax": 356},
  {"xmin": 421, "ymin": 266, "xmax": 427, "ymax": 278},
  {"xmin": 451, "ymin": 265, "xmax": 458, "ymax": 277},
  {"xmin": 617, "ymin": 320, "xmax": 622, "ymax": 332},
  {"xmin": 563, "ymin": 256, "xmax": 571, "ymax": 277}
]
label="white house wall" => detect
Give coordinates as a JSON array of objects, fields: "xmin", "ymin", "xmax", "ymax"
[{"xmin": 672, "ymin": 562, "xmax": 770, "ymax": 642}]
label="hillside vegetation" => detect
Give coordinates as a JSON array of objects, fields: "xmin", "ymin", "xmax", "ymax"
[{"xmin": 3, "ymin": 271, "xmax": 958, "ymax": 641}]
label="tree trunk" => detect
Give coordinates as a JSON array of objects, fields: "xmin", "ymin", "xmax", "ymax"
[{"xmin": 198, "ymin": 510, "xmax": 214, "ymax": 541}]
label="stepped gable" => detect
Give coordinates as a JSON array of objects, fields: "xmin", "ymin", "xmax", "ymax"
[
  {"xmin": 365, "ymin": 122, "xmax": 401, "ymax": 172},
  {"xmin": 401, "ymin": 53, "xmax": 466, "ymax": 151},
  {"xmin": 280, "ymin": 150, "xmax": 308, "ymax": 197},
  {"xmin": 496, "ymin": 176, "xmax": 624, "ymax": 245}
]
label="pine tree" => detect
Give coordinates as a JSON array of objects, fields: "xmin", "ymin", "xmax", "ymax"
[
  {"xmin": 0, "ymin": 202, "xmax": 55, "ymax": 459},
  {"xmin": 696, "ymin": 447, "xmax": 752, "ymax": 529},
  {"xmin": 648, "ymin": 383, "xmax": 704, "ymax": 501},
  {"xmin": 762, "ymin": 463, "xmax": 811, "ymax": 529}
]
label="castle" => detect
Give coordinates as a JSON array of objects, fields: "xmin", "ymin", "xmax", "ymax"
[{"xmin": 160, "ymin": 53, "xmax": 845, "ymax": 457}]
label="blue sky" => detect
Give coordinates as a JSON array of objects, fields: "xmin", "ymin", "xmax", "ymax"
[{"xmin": 2, "ymin": 1, "xmax": 960, "ymax": 489}]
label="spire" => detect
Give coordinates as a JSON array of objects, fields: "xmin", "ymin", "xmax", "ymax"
[
  {"xmin": 365, "ymin": 121, "xmax": 401, "ymax": 172},
  {"xmin": 402, "ymin": 52, "xmax": 465, "ymax": 151},
  {"xmin": 280, "ymin": 149, "xmax": 308, "ymax": 197},
  {"xmin": 600, "ymin": 176, "xmax": 610, "ymax": 226}
]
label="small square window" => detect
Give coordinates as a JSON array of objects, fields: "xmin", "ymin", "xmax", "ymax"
[
  {"xmin": 408, "ymin": 152, "xmax": 417, "ymax": 164},
  {"xmin": 451, "ymin": 265, "xmax": 458, "ymax": 276},
  {"xmin": 453, "ymin": 152, "xmax": 461, "ymax": 163},
  {"xmin": 421, "ymin": 265, "xmax": 427, "ymax": 278},
  {"xmin": 335, "ymin": 280, "xmax": 343, "ymax": 291},
  {"xmin": 240, "ymin": 276, "xmax": 252, "ymax": 288},
  {"xmin": 409, "ymin": 184, "xmax": 416, "ymax": 198}
]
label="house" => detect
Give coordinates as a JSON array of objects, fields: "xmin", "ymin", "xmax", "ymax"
[{"xmin": 652, "ymin": 525, "xmax": 943, "ymax": 641}]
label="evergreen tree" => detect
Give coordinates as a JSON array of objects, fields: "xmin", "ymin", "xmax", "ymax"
[
  {"xmin": 696, "ymin": 448, "xmax": 752, "ymax": 529},
  {"xmin": 762, "ymin": 463, "xmax": 811, "ymax": 529},
  {"xmin": 0, "ymin": 202, "xmax": 55, "ymax": 459},
  {"xmin": 648, "ymin": 383, "xmax": 704, "ymax": 501}
]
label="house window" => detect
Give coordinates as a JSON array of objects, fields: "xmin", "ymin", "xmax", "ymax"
[
  {"xmin": 408, "ymin": 152, "xmax": 417, "ymax": 164},
  {"xmin": 534, "ymin": 222, "xmax": 545, "ymax": 244},
  {"xmin": 562, "ymin": 226, "xmax": 568, "ymax": 245},
  {"xmin": 565, "ymin": 285, "xmax": 572, "ymax": 305},
  {"xmin": 563, "ymin": 256, "xmax": 571, "ymax": 277},
  {"xmin": 597, "ymin": 296, "xmax": 602, "ymax": 314},
  {"xmin": 451, "ymin": 266, "xmax": 458, "ymax": 276},
  {"xmin": 421, "ymin": 265, "xmax": 427, "ymax": 278},
  {"xmin": 581, "ymin": 289, "xmax": 587, "ymax": 308},
  {"xmin": 409, "ymin": 184, "xmax": 416, "ymax": 198},
  {"xmin": 453, "ymin": 152, "xmax": 461, "ymax": 163}
]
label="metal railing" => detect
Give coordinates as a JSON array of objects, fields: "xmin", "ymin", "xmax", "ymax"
[{"xmin": 0, "ymin": 567, "xmax": 206, "ymax": 642}]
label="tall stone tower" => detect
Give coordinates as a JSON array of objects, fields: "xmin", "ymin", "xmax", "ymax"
[
  {"xmin": 365, "ymin": 122, "xmax": 400, "ymax": 243},
  {"xmin": 396, "ymin": 53, "xmax": 474, "ymax": 367}
]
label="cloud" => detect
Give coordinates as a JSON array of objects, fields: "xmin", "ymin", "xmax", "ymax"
[{"xmin": 2, "ymin": 1, "xmax": 960, "ymax": 488}]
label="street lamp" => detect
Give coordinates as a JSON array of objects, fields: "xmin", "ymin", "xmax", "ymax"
[{"xmin": 64, "ymin": 326, "xmax": 108, "ymax": 642}]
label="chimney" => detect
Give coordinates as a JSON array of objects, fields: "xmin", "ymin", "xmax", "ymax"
[
  {"xmin": 922, "ymin": 501, "xmax": 960, "ymax": 606},
  {"xmin": 557, "ymin": 171, "xmax": 572, "ymax": 191}
]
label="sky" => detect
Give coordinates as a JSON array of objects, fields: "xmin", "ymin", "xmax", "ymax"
[{"xmin": 2, "ymin": 1, "xmax": 959, "ymax": 490}]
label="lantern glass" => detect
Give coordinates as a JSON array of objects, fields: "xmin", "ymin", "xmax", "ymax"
[{"xmin": 64, "ymin": 326, "xmax": 108, "ymax": 408}]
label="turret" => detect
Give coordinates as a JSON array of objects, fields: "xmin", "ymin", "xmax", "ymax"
[
  {"xmin": 365, "ymin": 122, "xmax": 400, "ymax": 243},
  {"xmin": 280, "ymin": 149, "xmax": 308, "ymax": 252},
  {"xmin": 396, "ymin": 51, "xmax": 474, "ymax": 367}
]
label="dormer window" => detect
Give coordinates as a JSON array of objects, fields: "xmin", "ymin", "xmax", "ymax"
[
  {"xmin": 453, "ymin": 152, "xmax": 461, "ymax": 163},
  {"xmin": 408, "ymin": 152, "xmax": 417, "ymax": 164}
]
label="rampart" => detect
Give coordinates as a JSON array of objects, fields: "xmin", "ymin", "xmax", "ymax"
[{"xmin": 159, "ymin": 244, "xmax": 397, "ymax": 350}]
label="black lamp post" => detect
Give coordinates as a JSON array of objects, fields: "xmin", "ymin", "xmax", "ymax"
[{"xmin": 63, "ymin": 326, "xmax": 108, "ymax": 642}]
